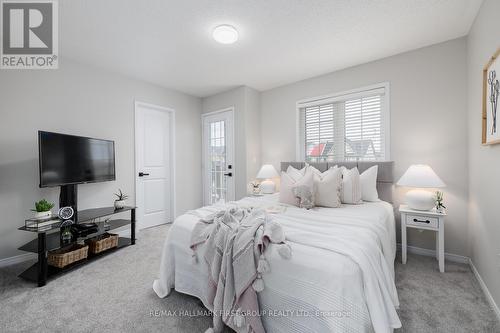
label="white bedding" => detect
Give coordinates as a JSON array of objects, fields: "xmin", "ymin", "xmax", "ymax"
[{"xmin": 153, "ymin": 194, "xmax": 400, "ymax": 333}]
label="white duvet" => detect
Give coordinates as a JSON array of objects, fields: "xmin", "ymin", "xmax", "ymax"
[{"xmin": 153, "ymin": 194, "xmax": 401, "ymax": 333}]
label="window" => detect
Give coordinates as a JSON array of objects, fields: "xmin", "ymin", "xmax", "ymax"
[{"xmin": 297, "ymin": 83, "xmax": 389, "ymax": 162}]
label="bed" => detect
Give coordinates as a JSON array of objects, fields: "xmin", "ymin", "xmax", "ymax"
[{"xmin": 153, "ymin": 161, "xmax": 400, "ymax": 333}]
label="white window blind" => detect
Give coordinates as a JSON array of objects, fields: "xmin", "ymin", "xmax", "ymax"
[{"xmin": 299, "ymin": 85, "xmax": 388, "ymax": 162}]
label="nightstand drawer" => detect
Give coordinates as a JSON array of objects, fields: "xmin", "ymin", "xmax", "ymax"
[{"xmin": 406, "ymin": 214, "xmax": 439, "ymax": 229}]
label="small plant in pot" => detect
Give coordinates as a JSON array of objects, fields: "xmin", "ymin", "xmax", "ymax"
[
  {"xmin": 32, "ymin": 199, "xmax": 55, "ymax": 219},
  {"xmin": 114, "ymin": 189, "xmax": 128, "ymax": 209},
  {"xmin": 435, "ymin": 191, "xmax": 446, "ymax": 214}
]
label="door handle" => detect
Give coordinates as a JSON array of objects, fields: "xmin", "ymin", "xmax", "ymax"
[
  {"xmin": 138, "ymin": 172, "xmax": 150, "ymax": 177},
  {"xmin": 413, "ymin": 218, "xmax": 430, "ymax": 224},
  {"xmin": 223, "ymin": 172, "xmax": 232, "ymax": 177}
]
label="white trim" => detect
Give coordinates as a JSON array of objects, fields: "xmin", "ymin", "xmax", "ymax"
[
  {"xmin": 296, "ymin": 82, "xmax": 389, "ymax": 106},
  {"xmin": 295, "ymin": 82, "xmax": 391, "ymax": 161},
  {"xmin": 383, "ymin": 83, "xmax": 391, "ymax": 161},
  {"xmin": 202, "ymin": 107, "xmax": 235, "ymax": 117},
  {"xmin": 295, "ymin": 104, "xmax": 304, "ymax": 162},
  {"xmin": 201, "ymin": 107, "xmax": 236, "ymax": 205},
  {"xmin": 0, "ymin": 253, "xmax": 36, "ymax": 268},
  {"xmin": 134, "ymin": 100, "xmax": 176, "ymax": 226},
  {"xmin": 469, "ymin": 259, "xmax": 500, "ymax": 322},
  {"xmin": 397, "ymin": 243, "xmax": 469, "ymax": 264}
]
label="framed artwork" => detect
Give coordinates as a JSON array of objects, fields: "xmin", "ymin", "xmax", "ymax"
[{"xmin": 482, "ymin": 47, "xmax": 500, "ymax": 145}]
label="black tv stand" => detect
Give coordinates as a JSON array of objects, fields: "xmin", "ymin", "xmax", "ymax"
[{"xmin": 18, "ymin": 206, "xmax": 136, "ymax": 287}]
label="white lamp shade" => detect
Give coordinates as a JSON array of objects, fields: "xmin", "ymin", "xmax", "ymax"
[
  {"xmin": 397, "ymin": 164, "xmax": 446, "ymax": 188},
  {"xmin": 256, "ymin": 164, "xmax": 279, "ymax": 179}
]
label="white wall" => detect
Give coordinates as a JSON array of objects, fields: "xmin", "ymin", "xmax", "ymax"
[
  {"xmin": 202, "ymin": 86, "xmax": 261, "ymax": 200},
  {"xmin": 466, "ymin": 0, "xmax": 500, "ymax": 311},
  {"xmin": 260, "ymin": 38, "xmax": 469, "ymax": 256},
  {"xmin": 244, "ymin": 87, "xmax": 262, "ymax": 188},
  {"xmin": 0, "ymin": 58, "xmax": 202, "ymax": 260}
]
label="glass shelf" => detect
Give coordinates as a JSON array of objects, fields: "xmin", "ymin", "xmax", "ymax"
[{"xmin": 19, "ymin": 206, "xmax": 136, "ymax": 233}]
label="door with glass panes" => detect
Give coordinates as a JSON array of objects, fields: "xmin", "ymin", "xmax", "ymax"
[{"xmin": 202, "ymin": 108, "xmax": 235, "ymax": 205}]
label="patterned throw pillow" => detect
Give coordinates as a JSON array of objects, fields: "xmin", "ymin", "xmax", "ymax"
[
  {"xmin": 308, "ymin": 166, "xmax": 342, "ymax": 208},
  {"xmin": 279, "ymin": 170, "xmax": 314, "ymax": 207},
  {"xmin": 292, "ymin": 185, "xmax": 314, "ymax": 209}
]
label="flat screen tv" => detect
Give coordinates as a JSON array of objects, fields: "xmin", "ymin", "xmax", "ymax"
[{"xmin": 38, "ymin": 131, "xmax": 116, "ymax": 187}]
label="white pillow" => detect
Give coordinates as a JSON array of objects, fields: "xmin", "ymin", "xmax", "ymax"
[
  {"xmin": 279, "ymin": 170, "xmax": 314, "ymax": 207},
  {"xmin": 360, "ymin": 165, "xmax": 379, "ymax": 202},
  {"xmin": 311, "ymin": 167, "xmax": 342, "ymax": 208},
  {"xmin": 286, "ymin": 165, "xmax": 307, "ymax": 181},
  {"xmin": 339, "ymin": 167, "xmax": 362, "ymax": 204},
  {"xmin": 306, "ymin": 164, "xmax": 322, "ymax": 177}
]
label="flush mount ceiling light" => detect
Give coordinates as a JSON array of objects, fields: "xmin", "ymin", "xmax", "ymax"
[{"xmin": 212, "ymin": 25, "xmax": 238, "ymax": 44}]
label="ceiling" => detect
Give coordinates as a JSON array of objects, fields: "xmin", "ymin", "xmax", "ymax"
[{"xmin": 60, "ymin": 0, "xmax": 483, "ymax": 97}]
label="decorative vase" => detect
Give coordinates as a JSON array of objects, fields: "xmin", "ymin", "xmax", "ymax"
[
  {"xmin": 34, "ymin": 211, "xmax": 52, "ymax": 219},
  {"xmin": 114, "ymin": 200, "xmax": 126, "ymax": 209}
]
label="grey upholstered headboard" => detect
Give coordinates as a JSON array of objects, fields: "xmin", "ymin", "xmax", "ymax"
[{"xmin": 280, "ymin": 161, "xmax": 395, "ymax": 203}]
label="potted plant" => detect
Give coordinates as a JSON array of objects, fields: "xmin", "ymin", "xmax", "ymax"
[
  {"xmin": 32, "ymin": 199, "xmax": 55, "ymax": 219},
  {"xmin": 435, "ymin": 191, "xmax": 446, "ymax": 214},
  {"xmin": 114, "ymin": 189, "xmax": 128, "ymax": 209}
]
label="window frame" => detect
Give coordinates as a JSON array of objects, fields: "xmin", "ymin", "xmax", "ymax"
[{"xmin": 295, "ymin": 82, "xmax": 391, "ymax": 162}]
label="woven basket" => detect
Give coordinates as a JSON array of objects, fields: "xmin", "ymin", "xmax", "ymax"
[
  {"xmin": 86, "ymin": 233, "xmax": 119, "ymax": 254},
  {"xmin": 48, "ymin": 244, "xmax": 88, "ymax": 268}
]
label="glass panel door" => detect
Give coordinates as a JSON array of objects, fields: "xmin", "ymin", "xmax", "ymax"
[{"xmin": 203, "ymin": 109, "xmax": 234, "ymax": 205}]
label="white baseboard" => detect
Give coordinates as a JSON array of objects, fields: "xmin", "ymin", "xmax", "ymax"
[
  {"xmin": 0, "ymin": 253, "xmax": 36, "ymax": 268},
  {"xmin": 397, "ymin": 243, "xmax": 470, "ymax": 264},
  {"xmin": 469, "ymin": 259, "xmax": 500, "ymax": 322}
]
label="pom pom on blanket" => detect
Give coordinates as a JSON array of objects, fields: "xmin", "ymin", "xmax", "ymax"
[
  {"xmin": 278, "ymin": 243, "xmax": 292, "ymax": 259},
  {"xmin": 257, "ymin": 255, "xmax": 270, "ymax": 274},
  {"xmin": 252, "ymin": 276, "xmax": 265, "ymax": 292}
]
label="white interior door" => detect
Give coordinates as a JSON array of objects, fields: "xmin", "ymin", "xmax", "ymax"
[
  {"xmin": 135, "ymin": 102, "xmax": 174, "ymax": 229},
  {"xmin": 202, "ymin": 108, "xmax": 235, "ymax": 205}
]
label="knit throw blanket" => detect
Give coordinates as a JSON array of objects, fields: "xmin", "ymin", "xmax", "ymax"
[{"xmin": 190, "ymin": 206, "xmax": 291, "ymax": 333}]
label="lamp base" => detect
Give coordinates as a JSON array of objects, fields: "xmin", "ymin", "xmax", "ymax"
[
  {"xmin": 406, "ymin": 189, "xmax": 435, "ymax": 211},
  {"xmin": 260, "ymin": 179, "xmax": 275, "ymax": 194}
]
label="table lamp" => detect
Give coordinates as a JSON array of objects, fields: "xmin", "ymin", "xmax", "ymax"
[
  {"xmin": 397, "ymin": 164, "xmax": 446, "ymax": 211},
  {"xmin": 256, "ymin": 164, "xmax": 279, "ymax": 194}
]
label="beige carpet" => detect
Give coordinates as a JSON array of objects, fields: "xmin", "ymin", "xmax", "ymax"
[{"xmin": 0, "ymin": 224, "xmax": 498, "ymax": 332}]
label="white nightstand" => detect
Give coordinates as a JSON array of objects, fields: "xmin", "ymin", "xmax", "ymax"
[{"xmin": 399, "ymin": 205, "xmax": 447, "ymax": 272}]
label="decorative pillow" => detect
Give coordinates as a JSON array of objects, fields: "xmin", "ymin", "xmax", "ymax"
[
  {"xmin": 286, "ymin": 165, "xmax": 307, "ymax": 181},
  {"xmin": 360, "ymin": 165, "xmax": 379, "ymax": 202},
  {"xmin": 292, "ymin": 185, "xmax": 314, "ymax": 209},
  {"xmin": 279, "ymin": 170, "xmax": 314, "ymax": 207},
  {"xmin": 309, "ymin": 167, "xmax": 342, "ymax": 208},
  {"xmin": 339, "ymin": 167, "xmax": 362, "ymax": 204}
]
